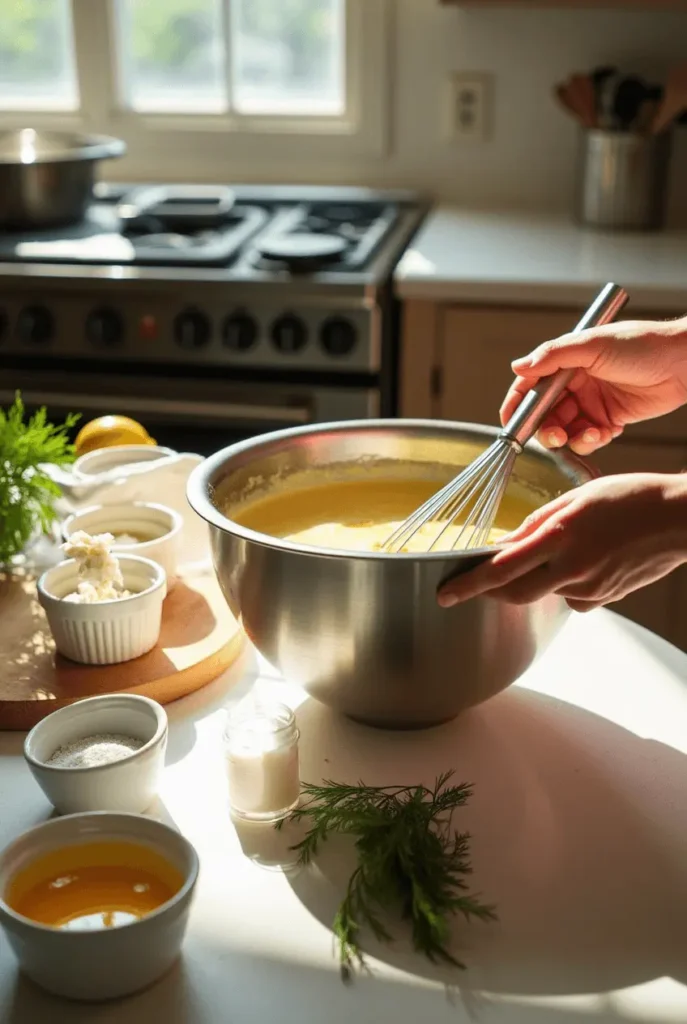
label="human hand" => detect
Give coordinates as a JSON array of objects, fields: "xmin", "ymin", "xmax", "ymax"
[
  {"xmin": 437, "ymin": 473, "xmax": 687, "ymax": 612},
  {"xmin": 500, "ymin": 317, "xmax": 687, "ymax": 456}
]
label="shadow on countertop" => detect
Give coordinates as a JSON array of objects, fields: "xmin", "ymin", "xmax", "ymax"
[{"xmin": 281, "ymin": 685, "xmax": 687, "ymax": 1000}]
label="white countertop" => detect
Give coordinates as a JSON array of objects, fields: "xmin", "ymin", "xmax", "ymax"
[
  {"xmin": 2, "ymin": 610, "xmax": 687, "ymax": 1024},
  {"xmin": 395, "ymin": 208, "xmax": 687, "ymax": 312}
]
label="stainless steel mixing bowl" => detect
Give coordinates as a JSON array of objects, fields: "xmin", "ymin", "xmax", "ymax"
[{"xmin": 187, "ymin": 420, "xmax": 593, "ymax": 729}]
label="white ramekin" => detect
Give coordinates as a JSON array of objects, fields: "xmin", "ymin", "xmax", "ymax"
[
  {"xmin": 23, "ymin": 694, "xmax": 168, "ymax": 815},
  {"xmin": 62, "ymin": 501, "xmax": 182, "ymax": 590},
  {"xmin": 37, "ymin": 554, "xmax": 166, "ymax": 665},
  {"xmin": 73, "ymin": 444, "xmax": 175, "ymax": 479},
  {"xmin": 0, "ymin": 812, "xmax": 199, "ymax": 1001}
]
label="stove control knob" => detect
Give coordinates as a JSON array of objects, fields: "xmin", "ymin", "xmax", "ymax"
[
  {"xmin": 320, "ymin": 317, "xmax": 357, "ymax": 357},
  {"xmin": 271, "ymin": 315, "xmax": 307, "ymax": 354},
  {"xmin": 222, "ymin": 313, "xmax": 258, "ymax": 352},
  {"xmin": 86, "ymin": 307, "xmax": 125, "ymax": 348},
  {"xmin": 17, "ymin": 305, "xmax": 54, "ymax": 345},
  {"xmin": 174, "ymin": 308, "xmax": 212, "ymax": 350}
]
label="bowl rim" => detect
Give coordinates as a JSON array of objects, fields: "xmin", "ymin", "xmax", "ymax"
[
  {"xmin": 37, "ymin": 553, "xmax": 166, "ymax": 605},
  {"xmin": 73, "ymin": 444, "xmax": 176, "ymax": 478},
  {"xmin": 61, "ymin": 501, "xmax": 183, "ymax": 548},
  {"xmin": 187, "ymin": 417, "xmax": 593, "ymax": 563},
  {"xmin": 0, "ymin": 811, "xmax": 198, "ymax": 936},
  {"xmin": 23, "ymin": 694, "xmax": 168, "ymax": 775}
]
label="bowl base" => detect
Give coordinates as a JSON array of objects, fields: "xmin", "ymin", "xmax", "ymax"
[{"xmin": 346, "ymin": 709, "xmax": 460, "ymax": 731}]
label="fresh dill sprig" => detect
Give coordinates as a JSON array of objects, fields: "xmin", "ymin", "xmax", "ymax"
[
  {"xmin": 0, "ymin": 392, "xmax": 79, "ymax": 565},
  {"xmin": 277, "ymin": 771, "xmax": 497, "ymax": 979}
]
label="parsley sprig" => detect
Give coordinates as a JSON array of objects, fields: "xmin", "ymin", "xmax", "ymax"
[
  {"xmin": 277, "ymin": 771, "xmax": 496, "ymax": 978},
  {"xmin": 0, "ymin": 392, "xmax": 79, "ymax": 565}
]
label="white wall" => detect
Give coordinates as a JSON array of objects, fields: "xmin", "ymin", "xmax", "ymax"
[
  {"xmin": 384, "ymin": 1, "xmax": 687, "ymax": 222},
  {"xmin": 116, "ymin": 0, "xmax": 687, "ymax": 223}
]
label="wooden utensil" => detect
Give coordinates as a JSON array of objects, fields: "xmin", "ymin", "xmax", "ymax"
[
  {"xmin": 634, "ymin": 97, "xmax": 660, "ymax": 134},
  {"xmin": 652, "ymin": 64, "xmax": 687, "ymax": 134},
  {"xmin": 569, "ymin": 73, "xmax": 598, "ymax": 129},
  {"xmin": 555, "ymin": 79, "xmax": 595, "ymax": 128},
  {"xmin": 555, "ymin": 83, "xmax": 583, "ymax": 123}
]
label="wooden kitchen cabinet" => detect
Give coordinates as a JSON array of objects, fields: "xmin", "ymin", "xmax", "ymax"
[
  {"xmin": 438, "ymin": 306, "xmax": 573, "ymax": 428},
  {"xmin": 588, "ymin": 442, "xmax": 687, "ymax": 650},
  {"xmin": 437, "ymin": 304, "xmax": 687, "ymax": 443},
  {"xmin": 399, "ymin": 300, "xmax": 687, "ymax": 650}
]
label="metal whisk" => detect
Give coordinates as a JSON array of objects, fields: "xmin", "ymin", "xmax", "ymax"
[{"xmin": 384, "ymin": 282, "xmax": 629, "ymax": 554}]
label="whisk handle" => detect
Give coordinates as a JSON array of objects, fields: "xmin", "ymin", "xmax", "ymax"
[{"xmin": 500, "ymin": 282, "xmax": 629, "ymax": 449}]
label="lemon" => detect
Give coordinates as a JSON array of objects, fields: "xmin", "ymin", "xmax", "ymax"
[{"xmin": 74, "ymin": 415, "xmax": 157, "ymax": 456}]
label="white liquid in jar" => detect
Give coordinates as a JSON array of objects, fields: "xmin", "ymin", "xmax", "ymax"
[{"xmin": 224, "ymin": 705, "xmax": 300, "ymax": 822}]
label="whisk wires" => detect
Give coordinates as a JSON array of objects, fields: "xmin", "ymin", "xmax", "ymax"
[{"xmin": 383, "ymin": 439, "xmax": 517, "ymax": 554}]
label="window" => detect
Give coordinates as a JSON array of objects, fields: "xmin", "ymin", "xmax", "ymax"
[
  {"xmin": 229, "ymin": 0, "xmax": 345, "ymax": 116},
  {"xmin": 117, "ymin": 0, "xmax": 227, "ymax": 114},
  {"xmin": 116, "ymin": 0, "xmax": 345, "ymax": 117},
  {"xmin": 0, "ymin": 0, "xmax": 389, "ymax": 171},
  {"xmin": 0, "ymin": 0, "xmax": 78, "ymax": 111}
]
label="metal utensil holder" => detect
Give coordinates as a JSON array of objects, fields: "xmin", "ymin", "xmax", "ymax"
[{"xmin": 576, "ymin": 129, "xmax": 672, "ymax": 231}]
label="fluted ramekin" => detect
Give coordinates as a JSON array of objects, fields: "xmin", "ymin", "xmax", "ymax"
[{"xmin": 37, "ymin": 555, "xmax": 166, "ymax": 665}]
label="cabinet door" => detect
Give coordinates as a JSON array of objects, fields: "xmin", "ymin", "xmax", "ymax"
[
  {"xmin": 439, "ymin": 306, "xmax": 575, "ymax": 425},
  {"xmin": 588, "ymin": 442, "xmax": 687, "ymax": 651},
  {"xmin": 439, "ymin": 304, "xmax": 687, "ymax": 441},
  {"xmin": 439, "ymin": 300, "xmax": 687, "ymax": 647},
  {"xmin": 399, "ymin": 300, "xmax": 441, "ymax": 418}
]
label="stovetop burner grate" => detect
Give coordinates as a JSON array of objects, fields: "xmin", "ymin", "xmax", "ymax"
[{"xmin": 0, "ymin": 184, "xmax": 408, "ymax": 273}]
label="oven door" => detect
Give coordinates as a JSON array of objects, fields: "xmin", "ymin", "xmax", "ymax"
[{"xmin": 0, "ymin": 368, "xmax": 381, "ymax": 457}]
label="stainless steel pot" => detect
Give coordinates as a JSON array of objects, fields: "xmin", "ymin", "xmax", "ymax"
[
  {"xmin": 188, "ymin": 420, "xmax": 593, "ymax": 729},
  {"xmin": 0, "ymin": 129, "xmax": 126, "ymax": 230}
]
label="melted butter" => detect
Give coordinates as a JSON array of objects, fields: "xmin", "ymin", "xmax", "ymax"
[
  {"xmin": 6, "ymin": 841, "xmax": 183, "ymax": 931},
  {"xmin": 231, "ymin": 477, "xmax": 535, "ymax": 552}
]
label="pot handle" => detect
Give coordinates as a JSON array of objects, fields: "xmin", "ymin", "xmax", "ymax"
[{"xmin": 116, "ymin": 186, "xmax": 169, "ymax": 224}]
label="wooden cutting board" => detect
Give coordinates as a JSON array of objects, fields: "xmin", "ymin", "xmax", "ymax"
[{"xmin": 0, "ymin": 570, "xmax": 245, "ymax": 730}]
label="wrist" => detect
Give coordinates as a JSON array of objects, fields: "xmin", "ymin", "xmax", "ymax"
[
  {"xmin": 661, "ymin": 473, "xmax": 687, "ymax": 552},
  {"xmin": 665, "ymin": 316, "xmax": 687, "ymax": 386}
]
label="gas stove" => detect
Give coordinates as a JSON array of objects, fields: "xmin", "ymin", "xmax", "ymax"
[
  {"xmin": 0, "ymin": 183, "xmax": 425, "ymax": 372},
  {"xmin": 0, "ymin": 183, "xmax": 426, "ymax": 455},
  {"xmin": 0, "ymin": 183, "xmax": 408, "ymax": 275}
]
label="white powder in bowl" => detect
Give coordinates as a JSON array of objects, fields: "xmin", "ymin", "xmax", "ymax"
[
  {"xmin": 113, "ymin": 532, "xmax": 143, "ymax": 546},
  {"xmin": 46, "ymin": 733, "xmax": 144, "ymax": 769}
]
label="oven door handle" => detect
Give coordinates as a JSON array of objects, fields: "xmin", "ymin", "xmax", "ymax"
[{"xmin": 0, "ymin": 390, "xmax": 311, "ymax": 426}]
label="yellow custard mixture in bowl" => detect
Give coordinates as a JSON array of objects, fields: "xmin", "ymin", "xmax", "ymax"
[
  {"xmin": 188, "ymin": 419, "xmax": 592, "ymax": 727},
  {"xmin": 230, "ymin": 475, "xmax": 528, "ymax": 553}
]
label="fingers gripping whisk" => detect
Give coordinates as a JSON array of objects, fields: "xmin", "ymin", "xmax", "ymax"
[{"xmin": 382, "ymin": 283, "xmax": 629, "ymax": 555}]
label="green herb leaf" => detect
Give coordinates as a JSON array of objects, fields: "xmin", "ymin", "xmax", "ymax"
[
  {"xmin": 0, "ymin": 392, "xmax": 79, "ymax": 565},
  {"xmin": 277, "ymin": 772, "xmax": 497, "ymax": 978}
]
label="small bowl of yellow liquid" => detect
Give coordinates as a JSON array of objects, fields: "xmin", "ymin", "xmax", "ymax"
[{"xmin": 0, "ymin": 812, "xmax": 198, "ymax": 1001}]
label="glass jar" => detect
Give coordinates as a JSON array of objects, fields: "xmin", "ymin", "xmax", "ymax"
[{"xmin": 223, "ymin": 701, "xmax": 301, "ymax": 822}]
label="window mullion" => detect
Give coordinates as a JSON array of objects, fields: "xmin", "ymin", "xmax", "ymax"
[
  {"xmin": 71, "ymin": 0, "xmax": 116, "ymax": 129},
  {"xmin": 222, "ymin": 0, "xmax": 234, "ymax": 115}
]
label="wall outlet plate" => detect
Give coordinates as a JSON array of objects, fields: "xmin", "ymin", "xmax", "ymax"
[{"xmin": 445, "ymin": 73, "xmax": 492, "ymax": 142}]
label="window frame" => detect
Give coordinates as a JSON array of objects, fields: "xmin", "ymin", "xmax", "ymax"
[{"xmin": 0, "ymin": 0, "xmax": 392, "ymax": 175}]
